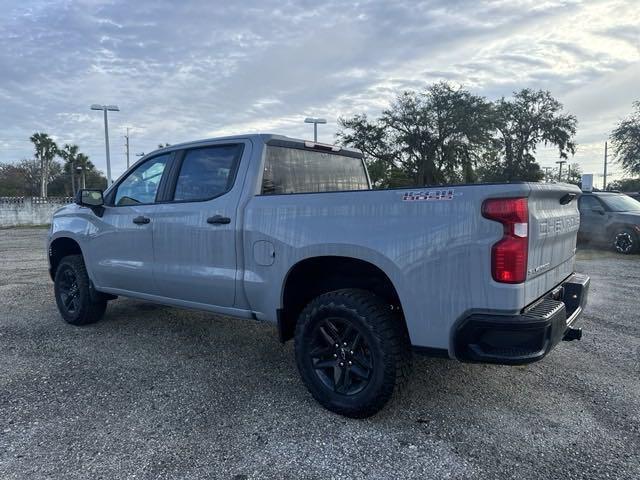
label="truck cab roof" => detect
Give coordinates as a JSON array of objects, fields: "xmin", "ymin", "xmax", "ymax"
[{"xmin": 149, "ymin": 133, "xmax": 363, "ymax": 158}]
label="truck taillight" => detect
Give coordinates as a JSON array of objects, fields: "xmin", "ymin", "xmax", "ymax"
[{"xmin": 482, "ymin": 197, "xmax": 529, "ymax": 284}]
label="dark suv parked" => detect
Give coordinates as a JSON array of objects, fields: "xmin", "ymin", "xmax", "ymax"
[{"xmin": 578, "ymin": 191, "xmax": 640, "ymax": 254}]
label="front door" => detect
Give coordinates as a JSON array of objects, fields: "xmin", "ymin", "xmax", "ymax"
[
  {"xmin": 152, "ymin": 142, "xmax": 249, "ymax": 307},
  {"xmin": 88, "ymin": 153, "xmax": 173, "ymax": 295}
]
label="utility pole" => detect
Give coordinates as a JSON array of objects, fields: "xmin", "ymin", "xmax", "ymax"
[
  {"xmin": 555, "ymin": 160, "xmax": 567, "ymax": 181},
  {"xmin": 567, "ymin": 163, "xmax": 572, "ymax": 183},
  {"xmin": 603, "ymin": 141, "xmax": 608, "ymax": 191},
  {"xmin": 124, "ymin": 127, "xmax": 130, "ymax": 169}
]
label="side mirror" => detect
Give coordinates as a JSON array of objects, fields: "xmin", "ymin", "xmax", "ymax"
[
  {"xmin": 75, "ymin": 189, "xmax": 104, "ymax": 207},
  {"xmin": 75, "ymin": 189, "xmax": 105, "ymax": 217}
]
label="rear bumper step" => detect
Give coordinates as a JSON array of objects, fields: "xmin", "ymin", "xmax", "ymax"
[{"xmin": 454, "ymin": 273, "xmax": 590, "ymax": 365}]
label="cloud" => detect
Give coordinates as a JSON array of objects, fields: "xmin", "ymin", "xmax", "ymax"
[{"xmin": 0, "ymin": 0, "xmax": 638, "ymax": 182}]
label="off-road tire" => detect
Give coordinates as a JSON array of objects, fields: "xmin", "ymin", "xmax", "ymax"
[
  {"xmin": 54, "ymin": 255, "xmax": 107, "ymax": 325},
  {"xmin": 294, "ymin": 288, "xmax": 411, "ymax": 418}
]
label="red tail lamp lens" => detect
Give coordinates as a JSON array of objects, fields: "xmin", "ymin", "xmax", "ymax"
[{"xmin": 482, "ymin": 198, "xmax": 529, "ymax": 284}]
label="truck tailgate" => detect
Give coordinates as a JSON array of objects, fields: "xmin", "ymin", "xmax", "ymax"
[{"xmin": 525, "ymin": 183, "xmax": 581, "ymax": 305}]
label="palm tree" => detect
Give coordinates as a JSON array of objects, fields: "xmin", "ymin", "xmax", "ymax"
[
  {"xmin": 59, "ymin": 144, "xmax": 80, "ymax": 195},
  {"xmin": 30, "ymin": 133, "xmax": 58, "ymax": 197}
]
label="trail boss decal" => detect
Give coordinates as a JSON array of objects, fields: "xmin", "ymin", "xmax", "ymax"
[{"xmin": 402, "ymin": 189, "xmax": 458, "ymax": 201}]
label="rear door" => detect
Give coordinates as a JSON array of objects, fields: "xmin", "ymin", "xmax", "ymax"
[
  {"xmin": 151, "ymin": 141, "xmax": 250, "ymax": 307},
  {"xmin": 525, "ymin": 184, "xmax": 581, "ymax": 303}
]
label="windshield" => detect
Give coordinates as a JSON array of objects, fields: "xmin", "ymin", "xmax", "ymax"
[{"xmin": 601, "ymin": 194, "xmax": 640, "ymax": 212}]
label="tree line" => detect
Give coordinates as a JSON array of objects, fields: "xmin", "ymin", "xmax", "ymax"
[
  {"xmin": 336, "ymin": 83, "xmax": 576, "ymax": 187},
  {"xmin": 337, "ymin": 82, "xmax": 639, "ymax": 190},
  {"xmin": 0, "ymin": 133, "xmax": 106, "ymax": 197}
]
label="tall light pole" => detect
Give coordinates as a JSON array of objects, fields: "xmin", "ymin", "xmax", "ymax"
[
  {"xmin": 75, "ymin": 166, "xmax": 86, "ymax": 190},
  {"xmin": 556, "ymin": 160, "xmax": 567, "ymax": 181},
  {"xmin": 90, "ymin": 104, "xmax": 119, "ymax": 184},
  {"xmin": 304, "ymin": 117, "xmax": 327, "ymax": 142},
  {"xmin": 603, "ymin": 141, "xmax": 608, "ymax": 190},
  {"xmin": 124, "ymin": 127, "xmax": 131, "ymax": 169}
]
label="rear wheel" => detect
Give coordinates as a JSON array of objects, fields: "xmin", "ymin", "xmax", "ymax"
[
  {"xmin": 612, "ymin": 228, "xmax": 639, "ymax": 254},
  {"xmin": 54, "ymin": 255, "xmax": 107, "ymax": 325},
  {"xmin": 294, "ymin": 289, "xmax": 411, "ymax": 418}
]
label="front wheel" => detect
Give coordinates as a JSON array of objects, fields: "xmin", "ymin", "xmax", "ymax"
[
  {"xmin": 54, "ymin": 255, "xmax": 107, "ymax": 325},
  {"xmin": 294, "ymin": 289, "xmax": 411, "ymax": 418},
  {"xmin": 612, "ymin": 228, "xmax": 639, "ymax": 254}
]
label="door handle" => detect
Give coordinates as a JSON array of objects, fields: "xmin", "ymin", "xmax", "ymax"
[
  {"xmin": 133, "ymin": 216, "xmax": 151, "ymax": 225},
  {"xmin": 207, "ymin": 215, "xmax": 231, "ymax": 225}
]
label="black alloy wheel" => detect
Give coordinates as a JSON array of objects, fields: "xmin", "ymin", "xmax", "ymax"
[
  {"xmin": 308, "ymin": 317, "xmax": 373, "ymax": 396},
  {"xmin": 54, "ymin": 255, "xmax": 107, "ymax": 325},
  {"xmin": 57, "ymin": 266, "xmax": 81, "ymax": 315},
  {"xmin": 613, "ymin": 229, "xmax": 638, "ymax": 254}
]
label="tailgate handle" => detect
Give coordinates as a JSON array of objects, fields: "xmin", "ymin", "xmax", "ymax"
[{"xmin": 560, "ymin": 193, "xmax": 577, "ymax": 205}]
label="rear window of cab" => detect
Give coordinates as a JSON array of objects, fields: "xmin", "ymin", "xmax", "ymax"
[{"xmin": 261, "ymin": 146, "xmax": 369, "ymax": 195}]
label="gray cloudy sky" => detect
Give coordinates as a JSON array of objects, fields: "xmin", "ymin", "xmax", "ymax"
[{"xmin": 1, "ymin": 0, "xmax": 639, "ymax": 184}]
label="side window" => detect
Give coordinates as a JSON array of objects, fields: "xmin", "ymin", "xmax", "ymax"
[
  {"xmin": 173, "ymin": 144, "xmax": 243, "ymax": 202},
  {"xmin": 578, "ymin": 195, "xmax": 601, "ymax": 213},
  {"xmin": 114, "ymin": 154, "xmax": 171, "ymax": 206}
]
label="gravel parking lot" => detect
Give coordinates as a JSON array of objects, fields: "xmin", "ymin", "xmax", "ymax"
[{"xmin": 0, "ymin": 227, "xmax": 638, "ymax": 479}]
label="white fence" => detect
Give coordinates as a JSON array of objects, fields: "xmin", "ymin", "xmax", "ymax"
[{"xmin": 0, "ymin": 197, "xmax": 74, "ymax": 227}]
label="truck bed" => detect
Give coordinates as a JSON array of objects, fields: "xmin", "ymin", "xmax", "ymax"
[{"xmin": 241, "ymin": 182, "xmax": 581, "ymax": 352}]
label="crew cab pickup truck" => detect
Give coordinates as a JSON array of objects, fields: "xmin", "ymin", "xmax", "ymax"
[{"xmin": 48, "ymin": 134, "xmax": 589, "ymax": 418}]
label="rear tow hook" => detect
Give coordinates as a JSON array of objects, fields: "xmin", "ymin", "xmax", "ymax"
[{"xmin": 563, "ymin": 326, "xmax": 582, "ymax": 342}]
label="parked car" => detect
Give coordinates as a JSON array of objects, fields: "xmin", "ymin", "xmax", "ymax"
[
  {"xmin": 623, "ymin": 191, "xmax": 640, "ymax": 202},
  {"xmin": 47, "ymin": 134, "xmax": 589, "ymax": 417},
  {"xmin": 578, "ymin": 191, "xmax": 640, "ymax": 254}
]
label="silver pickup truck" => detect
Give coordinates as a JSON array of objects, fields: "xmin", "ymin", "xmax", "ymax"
[{"xmin": 48, "ymin": 134, "xmax": 589, "ymax": 417}]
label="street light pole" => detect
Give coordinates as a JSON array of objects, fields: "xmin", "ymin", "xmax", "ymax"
[
  {"xmin": 76, "ymin": 166, "xmax": 86, "ymax": 189},
  {"xmin": 124, "ymin": 127, "xmax": 130, "ymax": 169},
  {"xmin": 304, "ymin": 117, "xmax": 327, "ymax": 142},
  {"xmin": 103, "ymin": 108, "xmax": 111, "ymax": 183},
  {"xmin": 91, "ymin": 104, "xmax": 120, "ymax": 184},
  {"xmin": 556, "ymin": 160, "xmax": 567, "ymax": 181},
  {"xmin": 603, "ymin": 141, "xmax": 608, "ymax": 190}
]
